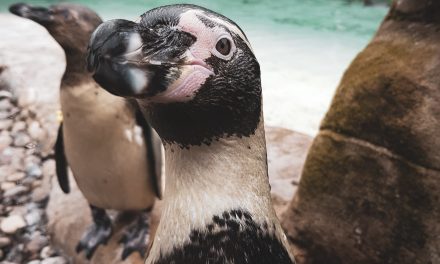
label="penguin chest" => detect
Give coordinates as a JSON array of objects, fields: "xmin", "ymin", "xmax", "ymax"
[{"xmin": 61, "ymin": 87, "xmax": 155, "ymax": 210}]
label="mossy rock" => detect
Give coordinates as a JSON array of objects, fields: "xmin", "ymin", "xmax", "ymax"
[{"xmin": 282, "ymin": 1, "xmax": 440, "ymax": 263}]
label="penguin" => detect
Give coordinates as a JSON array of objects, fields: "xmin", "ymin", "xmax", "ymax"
[
  {"xmin": 9, "ymin": 3, "xmax": 163, "ymax": 260},
  {"xmin": 87, "ymin": 4, "xmax": 296, "ymax": 264}
]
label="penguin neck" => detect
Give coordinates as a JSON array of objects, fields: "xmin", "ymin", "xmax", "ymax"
[
  {"xmin": 61, "ymin": 48, "xmax": 90, "ymax": 87},
  {"xmin": 147, "ymin": 118, "xmax": 293, "ymax": 263}
]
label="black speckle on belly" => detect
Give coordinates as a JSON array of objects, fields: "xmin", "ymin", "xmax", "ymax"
[{"xmin": 153, "ymin": 209, "xmax": 294, "ymax": 264}]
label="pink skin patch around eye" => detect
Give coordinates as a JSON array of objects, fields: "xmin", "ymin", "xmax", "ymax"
[
  {"xmin": 152, "ymin": 10, "xmax": 222, "ymax": 102},
  {"xmin": 155, "ymin": 64, "xmax": 213, "ymax": 103}
]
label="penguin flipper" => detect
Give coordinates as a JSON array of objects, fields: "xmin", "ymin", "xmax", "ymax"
[
  {"xmin": 54, "ymin": 123, "xmax": 70, "ymax": 194},
  {"xmin": 134, "ymin": 104, "xmax": 163, "ymax": 199}
]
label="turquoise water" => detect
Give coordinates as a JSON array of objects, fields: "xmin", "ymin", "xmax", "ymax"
[{"xmin": 0, "ymin": 0, "xmax": 388, "ymax": 135}]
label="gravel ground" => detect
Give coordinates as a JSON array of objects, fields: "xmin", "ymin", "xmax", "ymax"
[{"xmin": 0, "ymin": 90, "xmax": 68, "ymax": 264}]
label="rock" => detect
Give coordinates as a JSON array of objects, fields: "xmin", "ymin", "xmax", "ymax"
[
  {"xmin": 266, "ymin": 127, "xmax": 313, "ymax": 203},
  {"xmin": 28, "ymin": 260, "xmax": 41, "ymax": 264},
  {"xmin": 46, "ymin": 175, "xmax": 146, "ymax": 264},
  {"xmin": 3, "ymin": 185, "xmax": 29, "ymax": 198},
  {"xmin": 25, "ymin": 209, "xmax": 43, "ymax": 226},
  {"xmin": 26, "ymin": 231, "xmax": 48, "ymax": 254},
  {"xmin": 282, "ymin": 1, "xmax": 440, "ymax": 263},
  {"xmin": 28, "ymin": 121, "xmax": 45, "ymax": 141},
  {"xmin": 1, "ymin": 182, "xmax": 16, "ymax": 191},
  {"xmin": 41, "ymin": 257, "xmax": 68, "ymax": 264},
  {"xmin": 41, "ymin": 160, "xmax": 55, "ymax": 178},
  {"xmin": 0, "ymin": 236, "xmax": 11, "ymax": 248},
  {"xmin": 0, "ymin": 119, "xmax": 13, "ymax": 130},
  {"xmin": 40, "ymin": 246, "xmax": 55, "ymax": 259},
  {"xmin": 0, "ymin": 131, "xmax": 12, "ymax": 150},
  {"xmin": 26, "ymin": 163, "xmax": 43, "ymax": 178},
  {"xmin": 0, "ymin": 215, "xmax": 26, "ymax": 234},
  {"xmin": 13, "ymin": 132, "xmax": 31, "ymax": 147},
  {"xmin": 0, "ymin": 90, "xmax": 13, "ymax": 99},
  {"xmin": 11, "ymin": 121, "xmax": 26, "ymax": 133},
  {"xmin": 0, "ymin": 99, "xmax": 12, "ymax": 111},
  {"xmin": 6, "ymin": 172, "xmax": 26, "ymax": 182}
]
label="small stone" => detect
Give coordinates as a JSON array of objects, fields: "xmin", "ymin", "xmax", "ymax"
[
  {"xmin": 32, "ymin": 186, "xmax": 49, "ymax": 203},
  {"xmin": 11, "ymin": 121, "xmax": 26, "ymax": 133},
  {"xmin": 7, "ymin": 172, "xmax": 26, "ymax": 182},
  {"xmin": 0, "ymin": 99, "xmax": 12, "ymax": 111},
  {"xmin": 1, "ymin": 181, "xmax": 16, "ymax": 191},
  {"xmin": 0, "ymin": 132, "xmax": 12, "ymax": 150},
  {"xmin": 355, "ymin": 227, "xmax": 363, "ymax": 235},
  {"xmin": 28, "ymin": 121, "xmax": 44, "ymax": 141},
  {"xmin": 0, "ymin": 236, "xmax": 11, "ymax": 248},
  {"xmin": 25, "ymin": 209, "xmax": 43, "ymax": 226},
  {"xmin": 26, "ymin": 164, "xmax": 42, "ymax": 178},
  {"xmin": 26, "ymin": 231, "xmax": 48, "ymax": 254},
  {"xmin": 42, "ymin": 160, "xmax": 55, "ymax": 178},
  {"xmin": 13, "ymin": 132, "xmax": 31, "ymax": 147},
  {"xmin": 41, "ymin": 257, "xmax": 67, "ymax": 264},
  {"xmin": 40, "ymin": 245, "xmax": 56, "ymax": 259},
  {"xmin": 0, "ymin": 90, "xmax": 13, "ymax": 99},
  {"xmin": 3, "ymin": 185, "xmax": 29, "ymax": 197},
  {"xmin": 0, "ymin": 215, "xmax": 26, "ymax": 234},
  {"xmin": 28, "ymin": 260, "xmax": 41, "ymax": 264},
  {"xmin": 0, "ymin": 119, "xmax": 13, "ymax": 130}
]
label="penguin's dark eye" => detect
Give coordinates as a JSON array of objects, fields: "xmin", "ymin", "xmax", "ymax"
[{"xmin": 215, "ymin": 38, "xmax": 232, "ymax": 56}]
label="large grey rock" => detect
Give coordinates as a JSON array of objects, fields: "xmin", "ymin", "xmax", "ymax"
[{"xmin": 45, "ymin": 126, "xmax": 312, "ymax": 263}]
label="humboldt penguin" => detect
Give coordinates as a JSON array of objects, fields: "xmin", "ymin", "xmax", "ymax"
[
  {"xmin": 9, "ymin": 3, "xmax": 162, "ymax": 260},
  {"xmin": 87, "ymin": 4, "xmax": 295, "ymax": 264}
]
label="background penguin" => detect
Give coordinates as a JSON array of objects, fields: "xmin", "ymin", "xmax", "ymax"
[
  {"xmin": 9, "ymin": 3, "xmax": 163, "ymax": 260},
  {"xmin": 87, "ymin": 4, "xmax": 295, "ymax": 264}
]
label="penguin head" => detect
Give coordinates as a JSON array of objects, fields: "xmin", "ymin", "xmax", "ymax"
[
  {"xmin": 10, "ymin": 3, "xmax": 102, "ymax": 55},
  {"xmin": 87, "ymin": 5, "xmax": 262, "ymax": 147}
]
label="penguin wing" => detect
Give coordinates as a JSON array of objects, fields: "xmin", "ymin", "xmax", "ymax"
[
  {"xmin": 54, "ymin": 123, "xmax": 70, "ymax": 194},
  {"xmin": 134, "ymin": 103, "xmax": 163, "ymax": 199}
]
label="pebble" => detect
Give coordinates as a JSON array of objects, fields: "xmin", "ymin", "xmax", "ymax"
[
  {"xmin": 0, "ymin": 215, "xmax": 26, "ymax": 234},
  {"xmin": 0, "ymin": 132, "xmax": 12, "ymax": 150},
  {"xmin": 42, "ymin": 160, "xmax": 55, "ymax": 178},
  {"xmin": 25, "ymin": 209, "xmax": 43, "ymax": 226},
  {"xmin": 0, "ymin": 236, "xmax": 11, "ymax": 248},
  {"xmin": 6, "ymin": 172, "xmax": 26, "ymax": 182},
  {"xmin": 32, "ymin": 186, "xmax": 49, "ymax": 203},
  {"xmin": 26, "ymin": 231, "xmax": 48, "ymax": 254},
  {"xmin": 41, "ymin": 257, "xmax": 68, "ymax": 264},
  {"xmin": 1, "ymin": 182, "xmax": 16, "ymax": 191},
  {"xmin": 3, "ymin": 185, "xmax": 30, "ymax": 198},
  {"xmin": 0, "ymin": 119, "xmax": 13, "ymax": 130},
  {"xmin": 0, "ymin": 99, "xmax": 12, "ymax": 111},
  {"xmin": 26, "ymin": 163, "xmax": 43, "ymax": 178},
  {"xmin": 40, "ymin": 246, "xmax": 55, "ymax": 259},
  {"xmin": 11, "ymin": 121, "xmax": 26, "ymax": 133},
  {"xmin": 28, "ymin": 260, "xmax": 41, "ymax": 264},
  {"xmin": 13, "ymin": 132, "xmax": 32, "ymax": 147},
  {"xmin": 28, "ymin": 121, "xmax": 45, "ymax": 141},
  {"xmin": 0, "ymin": 90, "xmax": 13, "ymax": 99}
]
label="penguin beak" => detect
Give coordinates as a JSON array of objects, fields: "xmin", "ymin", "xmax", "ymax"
[
  {"xmin": 87, "ymin": 18, "xmax": 199, "ymax": 99},
  {"xmin": 9, "ymin": 3, "xmax": 53, "ymax": 26}
]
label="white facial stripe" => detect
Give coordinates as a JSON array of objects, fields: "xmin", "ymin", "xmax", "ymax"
[
  {"xmin": 197, "ymin": 12, "xmax": 253, "ymax": 51},
  {"xmin": 128, "ymin": 68, "xmax": 148, "ymax": 93}
]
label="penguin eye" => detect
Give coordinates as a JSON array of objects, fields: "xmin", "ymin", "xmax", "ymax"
[{"xmin": 215, "ymin": 38, "xmax": 232, "ymax": 56}]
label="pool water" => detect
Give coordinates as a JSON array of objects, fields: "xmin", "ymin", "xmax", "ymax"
[{"xmin": 0, "ymin": 0, "xmax": 388, "ymax": 135}]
